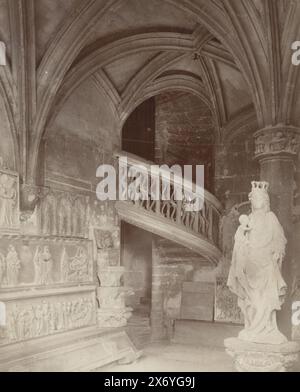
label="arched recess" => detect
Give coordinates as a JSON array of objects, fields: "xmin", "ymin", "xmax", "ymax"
[
  {"xmin": 121, "ymin": 83, "xmax": 217, "ymax": 194},
  {"xmin": 29, "ymin": 0, "xmax": 266, "ymax": 184},
  {"xmin": 120, "ymin": 74, "xmax": 219, "ymax": 142},
  {"xmin": 30, "ymin": 0, "xmax": 272, "ymax": 186}
]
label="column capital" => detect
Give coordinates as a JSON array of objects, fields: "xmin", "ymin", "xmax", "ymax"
[{"xmin": 254, "ymin": 125, "xmax": 300, "ymax": 161}]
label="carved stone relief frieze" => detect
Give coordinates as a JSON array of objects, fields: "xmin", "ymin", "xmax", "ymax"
[
  {"xmin": 1, "ymin": 291, "xmax": 96, "ymax": 344},
  {"xmin": 39, "ymin": 190, "xmax": 89, "ymax": 238},
  {"xmin": 61, "ymin": 246, "xmax": 93, "ymax": 283},
  {"xmin": 254, "ymin": 126, "xmax": 300, "ymax": 159},
  {"xmin": 0, "ymin": 236, "xmax": 94, "ymax": 288}
]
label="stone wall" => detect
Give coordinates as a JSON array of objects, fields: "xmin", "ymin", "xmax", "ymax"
[
  {"xmin": 215, "ymin": 133, "xmax": 259, "ymax": 210},
  {"xmin": 155, "ymin": 92, "xmax": 215, "ymax": 192}
]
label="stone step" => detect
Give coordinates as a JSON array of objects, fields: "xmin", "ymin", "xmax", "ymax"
[
  {"xmin": 0, "ymin": 327, "xmax": 141, "ymax": 372},
  {"xmin": 172, "ymin": 320, "xmax": 242, "ymax": 348}
]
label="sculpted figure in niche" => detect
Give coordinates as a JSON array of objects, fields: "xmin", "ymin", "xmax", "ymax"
[
  {"xmin": 33, "ymin": 246, "xmax": 53, "ymax": 285},
  {"xmin": 42, "ymin": 194, "xmax": 56, "ymax": 235},
  {"xmin": 72, "ymin": 198, "xmax": 86, "ymax": 237},
  {"xmin": 0, "ymin": 174, "xmax": 17, "ymax": 227},
  {"xmin": 271, "ymin": 131, "xmax": 288, "ymax": 152},
  {"xmin": 58, "ymin": 196, "xmax": 72, "ymax": 236},
  {"xmin": 99, "ymin": 205, "xmax": 108, "ymax": 226},
  {"xmin": 227, "ymin": 181, "xmax": 287, "ymax": 344},
  {"xmin": 6, "ymin": 245, "xmax": 21, "ymax": 286}
]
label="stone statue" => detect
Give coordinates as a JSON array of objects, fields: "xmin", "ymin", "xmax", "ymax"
[
  {"xmin": 227, "ymin": 181, "xmax": 287, "ymax": 345},
  {"xmin": 6, "ymin": 245, "xmax": 21, "ymax": 286},
  {"xmin": 0, "ymin": 174, "xmax": 17, "ymax": 227},
  {"xmin": 33, "ymin": 246, "xmax": 53, "ymax": 285}
]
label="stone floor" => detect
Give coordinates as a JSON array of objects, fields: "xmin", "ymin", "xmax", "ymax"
[
  {"xmin": 98, "ymin": 320, "xmax": 239, "ymax": 372},
  {"xmin": 98, "ymin": 341, "xmax": 235, "ymax": 372},
  {"xmin": 97, "ymin": 320, "xmax": 300, "ymax": 372}
]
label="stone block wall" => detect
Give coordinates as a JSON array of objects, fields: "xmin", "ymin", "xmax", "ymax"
[
  {"xmin": 155, "ymin": 92, "xmax": 215, "ymax": 192},
  {"xmin": 215, "ymin": 133, "xmax": 259, "ymax": 211}
]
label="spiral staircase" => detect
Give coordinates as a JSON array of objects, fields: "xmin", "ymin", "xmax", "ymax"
[{"xmin": 114, "ymin": 151, "xmax": 223, "ymax": 267}]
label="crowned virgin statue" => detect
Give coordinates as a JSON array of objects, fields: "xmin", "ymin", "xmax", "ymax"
[{"xmin": 227, "ymin": 181, "xmax": 288, "ymax": 345}]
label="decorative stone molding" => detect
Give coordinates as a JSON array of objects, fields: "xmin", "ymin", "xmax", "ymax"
[
  {"xmin": 224, "ymin": 338, "xmax": 300, "ymax": 372},
  {"xmin": 254, "ymin": 126, "xmax": 300, "ymax": 160}
]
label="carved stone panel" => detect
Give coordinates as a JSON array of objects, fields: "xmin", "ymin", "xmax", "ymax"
[
  {"xmin": 214, "ymin": 276, "xmax": 243, "ymax": 324},
  {"xmin": 0, "ymin": 286, "xmax": 97, "ymax": 345},
  {"xmin": 0, "ymin": 235, "xmax": 94, "ymax": 288},
  {"xmin": 39, "ymin": 191, "xmax": 89, "ymax": 238},
  {"xmin": 0, "ymin": 169, "xmax": 20, "ymax": 233},
  {"xmin": 254, "ymin": 127, "xmax": 300, "ymax": 160}
]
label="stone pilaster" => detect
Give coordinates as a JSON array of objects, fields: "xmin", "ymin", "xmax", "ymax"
[
  {"xmin": 150, "ymin": 241, "xmax": 166, "ymax": 341},
  {"xmin": 254, "ymin": 125, "xmax": 300, "ymax": 337}
]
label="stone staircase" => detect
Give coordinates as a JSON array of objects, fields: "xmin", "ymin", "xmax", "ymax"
[{"xmin": 115, "ymin": 151, "xmax": 223, "ymax": 266}]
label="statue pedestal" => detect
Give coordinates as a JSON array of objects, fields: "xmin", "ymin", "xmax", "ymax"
[{"xmin": 224, "ymin": 337, "xmax": 300, "ymax": 372}]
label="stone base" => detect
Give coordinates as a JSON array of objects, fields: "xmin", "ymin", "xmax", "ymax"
[
  {"xmin": 97, "ymin": 307, "xmax": 133, "ymax": 328},
  {"xmin": 0, "ymin": 327, "xmax": 141, "ymax": 372},
  {"xmin": 224, "ymin": 337, "xmax": 300, "ymax": 372}
]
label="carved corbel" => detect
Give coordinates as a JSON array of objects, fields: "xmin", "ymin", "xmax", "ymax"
[{"xmin": 20, "ymin": 183, "xmax": 45, "ymax": 214}]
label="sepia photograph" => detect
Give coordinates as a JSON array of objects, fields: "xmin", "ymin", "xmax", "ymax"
[{"xmin": 0, "ymin": 0, "xmax": 300, "ymax": 377}]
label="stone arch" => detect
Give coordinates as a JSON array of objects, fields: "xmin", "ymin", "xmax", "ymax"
[
  {"xmin": 120, "ymin": 74, "xmax": 219, "ymax": 142},
  {"xmin": 29, "ymin": 1, "xmax": 269, "ymax": 184}
]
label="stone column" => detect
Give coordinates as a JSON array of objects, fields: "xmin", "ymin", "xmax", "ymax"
[
  {"xmin": 254, "ymin": 125, "xmax": 300, "ymax": 337},
  {"xmin": 150, "ymin": 239, "xmax": 166, "ymax": 341}
]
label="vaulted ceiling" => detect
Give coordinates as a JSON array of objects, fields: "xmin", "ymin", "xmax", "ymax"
[{"xmin": 0, "ymin": 0, "xmax": 299, "ymax": 182}]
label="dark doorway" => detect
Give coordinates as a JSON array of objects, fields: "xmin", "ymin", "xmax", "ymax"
[
  {"xmin": 121, "ymin": 98, "xmax": 155, "ymax": 323},
  {"xmin": 122, "ymin": 97, "xmax": 155, "ymax": 161}
]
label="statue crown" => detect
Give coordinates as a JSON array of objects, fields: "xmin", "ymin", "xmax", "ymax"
[{"xmin": 251, "ymin": 181, "xmax": 269, "ymax": 191}]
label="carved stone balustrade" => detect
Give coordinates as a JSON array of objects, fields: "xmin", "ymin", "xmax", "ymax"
[{"xmin": 114, "ymin": 151, "xmax": 223, "ymax": 265}]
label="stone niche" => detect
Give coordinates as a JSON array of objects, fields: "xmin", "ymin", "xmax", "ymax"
[{"xmin": 0, "ymin": 174, "xmax": 97, "ymax": 349}]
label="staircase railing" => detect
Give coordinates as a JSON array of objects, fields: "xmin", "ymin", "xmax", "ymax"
[{"xmin": 114, "ymin": 152, "xmax": 223, "ymax": 256}]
